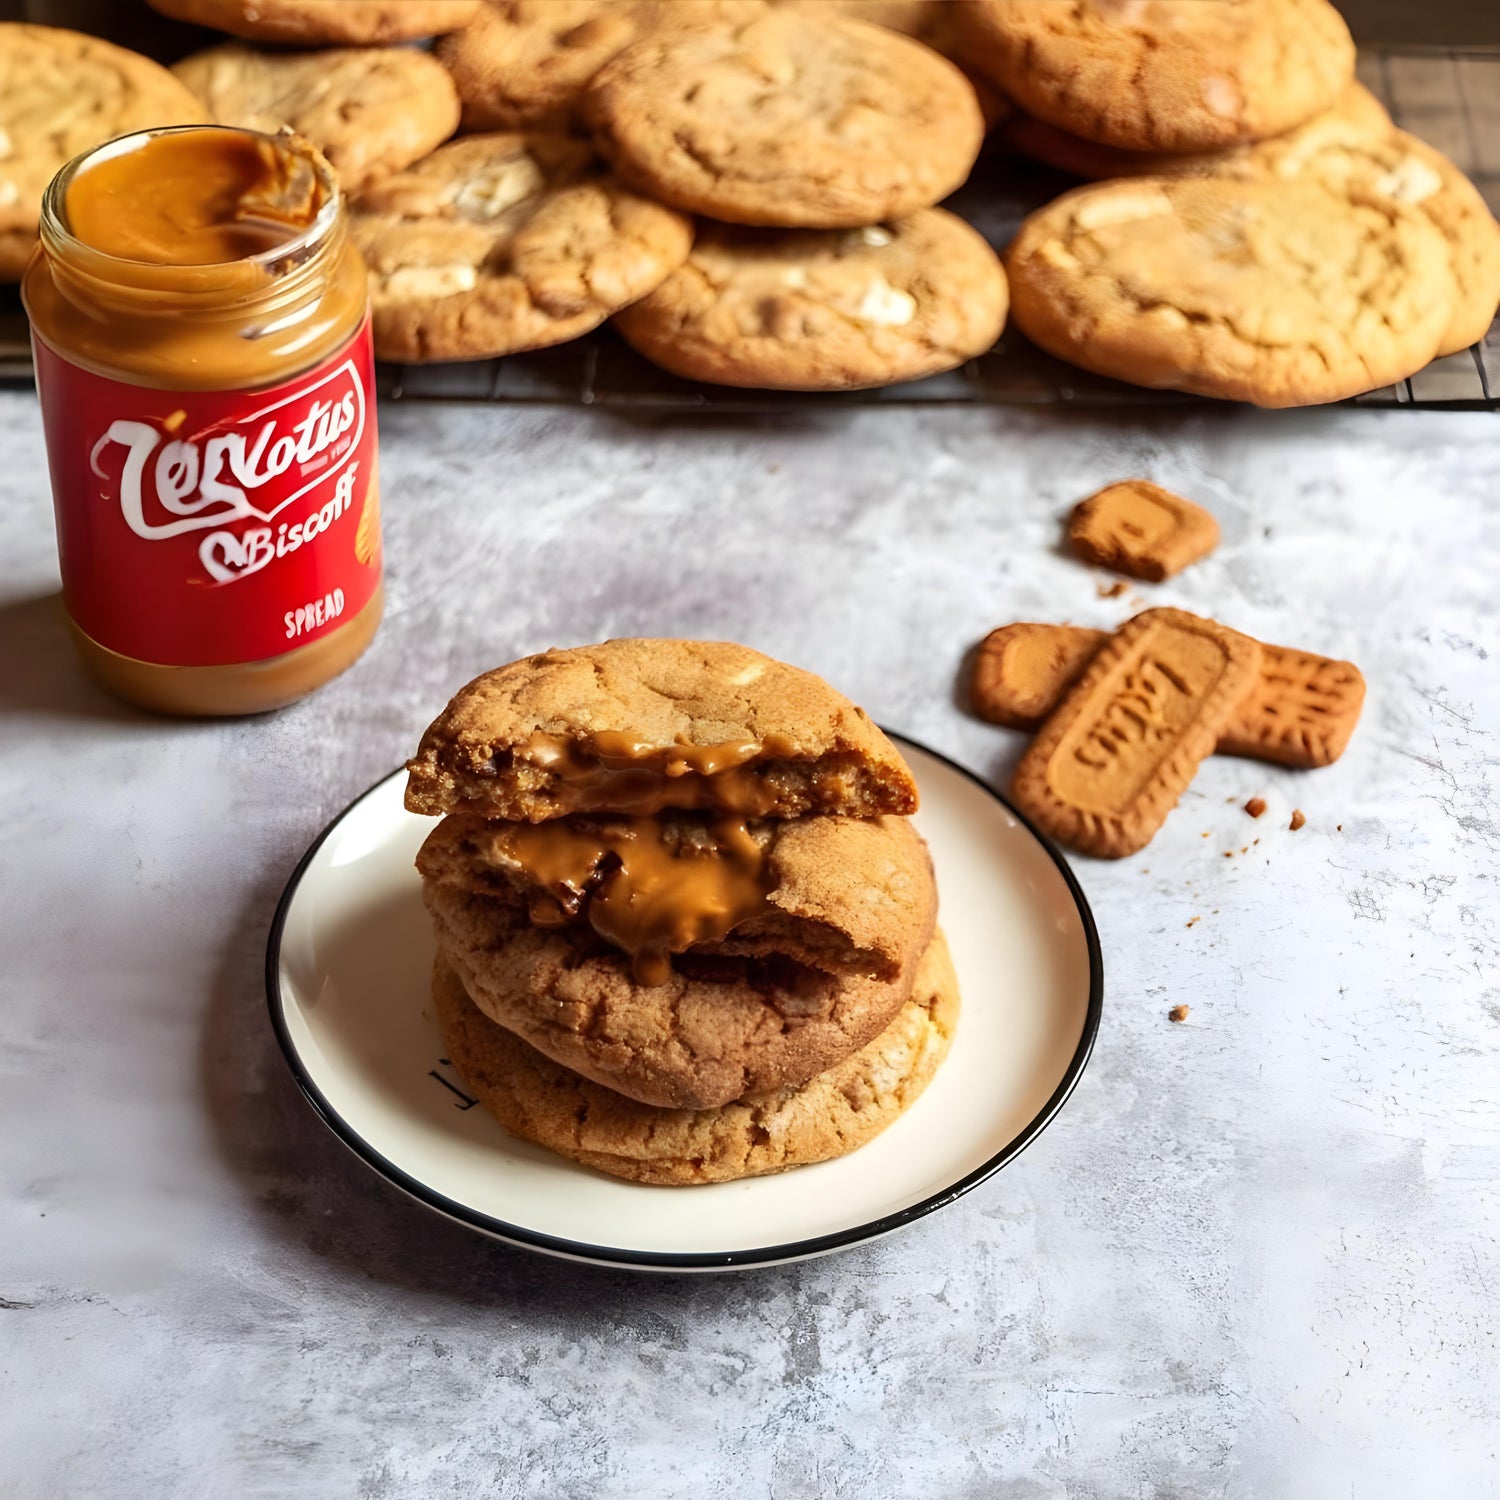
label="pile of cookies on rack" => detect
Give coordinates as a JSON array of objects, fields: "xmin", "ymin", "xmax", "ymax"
[
  {"xmin": 405, "ymin": 638, "xmax": 957, "ymax": 1184},
  {"xmin": 3, "ymin": 0, "xmax": 1498, "ymax": 404}
]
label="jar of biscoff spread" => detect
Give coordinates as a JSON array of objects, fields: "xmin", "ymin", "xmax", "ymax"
[{"xmin": 23, "ymin": 125, "xmax": 382, "ymax": 716}]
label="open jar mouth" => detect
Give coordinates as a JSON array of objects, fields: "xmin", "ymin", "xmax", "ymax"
[{"xmin": 39, "ymin": 123, "xmax": 344, "ymax": 285}]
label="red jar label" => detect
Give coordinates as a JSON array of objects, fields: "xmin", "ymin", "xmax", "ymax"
[{"xmin": 33, "ymin": 320, "xmax": 381, "ymax": 667}]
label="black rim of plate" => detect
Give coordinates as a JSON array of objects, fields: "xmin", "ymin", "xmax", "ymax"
[{"xmin": 264, "ymin": 734, "xmax": 1105, "ymax": 1272}]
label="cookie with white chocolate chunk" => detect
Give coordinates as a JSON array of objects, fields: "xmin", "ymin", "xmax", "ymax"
[
  {"xmin": 613, "ymin": 211, "xmax": 1007, "ymax": 391},
  {"xmin": 349, "ymin": 133, "xmax": 692, "ymax": 363},
  {"xmin": 1005, "ymin": 174, "xmax": 1456, "ymax": 406},
  {"xmin": 583, "ymin": 8, "xmax": 984, "ymax": 228},
  {"xmin": 955, "ymin": 0, "xmax": 1356, "ymax": 154}
]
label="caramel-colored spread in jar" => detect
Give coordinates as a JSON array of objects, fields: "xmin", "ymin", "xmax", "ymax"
[
  {"xmin": 516, "ymin": 731, "xmax": 803, "ymax": 817},
  {"xmin": 490, "ymin": 814, "xmax": 771, "ymax": 985},
  {"xmin": 23, "ymin": 126, "xmax": 382, "ymax": 716}
]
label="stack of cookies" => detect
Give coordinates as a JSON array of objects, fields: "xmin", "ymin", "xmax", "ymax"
[
  {"xmin": 354, "ymin": 2, "xmax": 1006, "ymax": 386},
  {"xmin": 586, "ymin": 7, "xmax": 1007, "ymax": 389},
  {"xmin": 405, "ymin": 638, "xmax": 959, "ymax": 1185},
  {"xmin": 955, "ymin": 0, "xmax": 1500, "ymax": 404}
]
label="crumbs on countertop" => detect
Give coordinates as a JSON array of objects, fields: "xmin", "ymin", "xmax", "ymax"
[
  {"xmin": 1290, "ymin": 809, "xmax": 1307, "ymax": 831},
  {"xmin": 1245, "ymin": 797, "xmax": 1267, "ymax": 818},
  {"xmin": 1169, "ymin": 1004, "xmax": 1190, "ymax": 1023}
]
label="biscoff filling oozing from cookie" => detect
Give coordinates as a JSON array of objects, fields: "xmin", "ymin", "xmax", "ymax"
[
  {"xmin": 424, "ymin": 729, "xmax": 900, "ymax": 984},
  {"xmin": 477, "ymin": 813, "xmax": 772, "ymax": 985},
  {"xmin": 510, "ymin": 729, "xmax": 814, "ymax": 817},
  {"xmin": 443, "ymin": 727, "xmax": 891, "ymax": 822}
]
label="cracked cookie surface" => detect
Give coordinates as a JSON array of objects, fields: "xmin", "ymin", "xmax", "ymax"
[
  {"xmin": 956, "ymin": 0, "xmax": 1355, "ymax": 153},
  {"xmin": 430, "ymin": 929, "xmax": 958, "ymax": 1184},
  {"xmin": 423, "ymin": 824, "xmax": 935, "ymax": 1110},
  {"xmin": 0, "ymin": 24, "xmax": 207, "ymax": 280},
  {"xmin": 1003, "ymin": 86, "xmax": 1497, "ymax": 357},
  {"xmin": 613, "ymin": 210, "xmax": 1007, "ymax": 390},
  {"xmin": 1234, "ymin": 128, "xmax": 1500, "ymax": 358},
  {"xmin": 439, "ymin": 0, "xmax": 764, "ymax": 133},
  {"xmin": 583, "ymin": 9, "xmax": 984, "ymax": 227},
  {"xmin": 174, "ymin": 43, "xmax": 460, "ymax": 195},
  {"xmin": 349, "ymin": 133, "xmax": 692, "ymax": 363},
  {"xmin": 1006, "ymin": 174, "xmax": 1456, "ymax": 406},
  {"xmin": 405, "ymin": 638, "xmax": 920, "ymax": 821},
  {"xmin": 146, "ymin": 0, "xmax": 480, "ymax": 45}
]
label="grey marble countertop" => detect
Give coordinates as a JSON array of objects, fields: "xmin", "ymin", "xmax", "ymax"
[{"xmin": 2, "ymin": 391, "xmax": 1497, "ymax": 1499}]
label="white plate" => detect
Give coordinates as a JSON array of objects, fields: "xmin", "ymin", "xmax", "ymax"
[{"xmin": 266, "ymin": 738, "xmax": 1102, "ymax": 1271}]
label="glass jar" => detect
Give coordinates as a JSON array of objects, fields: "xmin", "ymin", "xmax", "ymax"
[{"xmin": 23, "ymin": 124, "xmax": 383, "ymax": 716}]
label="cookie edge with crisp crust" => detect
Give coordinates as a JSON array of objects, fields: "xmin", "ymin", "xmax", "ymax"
[
  {"xmin": 429, "ymin": 928, "xmax": 960, "ymax": 1185},
  {"xmin": 1005, "ymin": 175, "xmax": 1456, "ymax": 407},
  {"xmin": 613, "ymin": 209, "xmax": 1008, "ymax": 392}
]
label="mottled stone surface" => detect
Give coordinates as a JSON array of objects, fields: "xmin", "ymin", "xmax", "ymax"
[{"xmin": 1, "ymin": 391, "xmax": 1497, "ymax": 1498}]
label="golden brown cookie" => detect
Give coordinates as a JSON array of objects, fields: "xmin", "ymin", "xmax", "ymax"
[
  {"xmin": 419, "ymin": 810, "xmax": 937, "ymax": 982},
  {"xmin": 422, "ymin": 823, "xmax": 935, "ymax": 1109},
  {"xmin": 0, "ymin": 24, "xmax": 208, "ymax": 281},
  {"xmin": 956, "ymin": 0, "xmax": 1355, "ymax": 153},
  {"xmin": 145, "ymin": 0, "xmax": 481, "ymax": 45},
  {"xmin": 972, "ymin": 621, "xmax": 1365, "ymax": 769},
  {"xmin": 1005, "ymin": 175, "xmax": 1456, "ymax": 407},
  {"xmin": 1067, "ymin": 481, "xmax": 1219, "ymax": 581},
  {"xmin": 1005, "ymin": 92, "xmax": 1495, "ymax": 359},
  {"xmin": 1012, "ymin": 608, "xmax": 1262, "ymax": 858},
  {"xmin": 1217, "ymin": 643, "xmax": 1365, "ymax": 768},
  {"xmin": 971, "ymin": 623, "xmax": 1109, "ymax": 731},
  {"xmin": 439, "ymin": 0, "xmax": 764, "ymax": 133},
  {"xmin": 1002, "ymin": 81, "xmax": 1391, "ymax": 183},
  {"xmin": 173, "ymin": 43, "xmax": 460, "ymax": 195},
  {"xmin": 430, "ymin": 929, "xmax": 959, "ymax": 1184},
  {"xmin": 405, "ymin": 639, "xmax": 920, "ymax": 821},
  {"xmin": 613, "ymin": 211, "xmax": 1006, "ymax": 391},
  {"xmin": 1253, "ymin": 129, "xmax": 1500, "ymax": 358},
  {"xmin": 349, "ymin": 133, "xmax": 692, "ymax": 363},
  {"xmin": 583, "ymin": 10, "xmax": 984, "ymax": 227}
]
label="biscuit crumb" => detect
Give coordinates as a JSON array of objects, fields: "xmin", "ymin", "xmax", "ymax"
[
  {"xmin": 1186, "ymin": 915, "xmax": 1200, "ymax": 927},
  {"xmin": 1223, "ymin": 850, "xmax": 1233, "ymax": 858},
  {"xmin": 1169, "ymin": 1004, "xmax": 1190, "ymax": 1023},
  {"xmin": 1244, "ymin": 797, "xmax": 1267, "ymax": 818},
  {"xmin": 1097, "ymin": 579, "xmax": 1129, "ymax": 599},
  {"xmin": 1290, "ymin": 809, "xmax": 1307, "ymax": 831}
]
